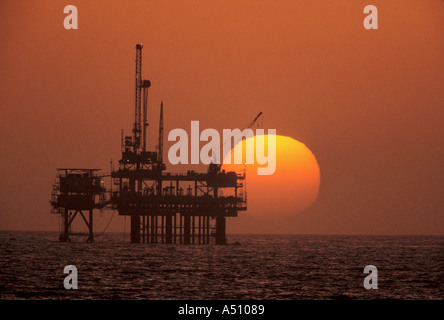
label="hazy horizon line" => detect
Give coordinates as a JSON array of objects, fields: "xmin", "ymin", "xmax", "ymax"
[{"xmin": 1, "ymin": 229, "xmax": 443, "ymax": 237}]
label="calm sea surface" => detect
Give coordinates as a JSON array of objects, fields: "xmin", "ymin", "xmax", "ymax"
[{"xmin": 0, "ymin": 231, "xmax": 442, "ymax": 300}]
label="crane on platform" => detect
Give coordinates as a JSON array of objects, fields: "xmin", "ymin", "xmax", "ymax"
[
  {"xmin": 246, "ymin": 111, "xmax": 263, "ymax": 130},
  {"xmin": 211, "ymin": 111, "xmax": 263, "ymax": 170}
]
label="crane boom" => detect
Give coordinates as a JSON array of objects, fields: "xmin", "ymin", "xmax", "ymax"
[
  {"xmin": 212, "ymin": 112, "xmax": 263, "ymax": 168},
  {"xmin": 247, "ymin": 112, "xmax": 263, "ymax": 129}
]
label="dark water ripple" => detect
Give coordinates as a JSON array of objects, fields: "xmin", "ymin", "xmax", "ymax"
[{"xmin": 0, "ymin": 232, "xmax": 442, "ymax": 300}]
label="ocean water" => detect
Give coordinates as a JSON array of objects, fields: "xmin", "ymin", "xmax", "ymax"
[{"xmin": 0, "ymin": 231, "xmax": 442, "ymax": 300}]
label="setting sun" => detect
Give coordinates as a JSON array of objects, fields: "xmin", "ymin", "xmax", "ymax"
[{"xmin": 222, "ymin": 135, "xmax": 320, "ymax": 217}]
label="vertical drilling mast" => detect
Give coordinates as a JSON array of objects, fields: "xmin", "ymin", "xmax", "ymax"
[{"xmin": 133, "ymin": 43, "xmax": 143, "ymax": 151}]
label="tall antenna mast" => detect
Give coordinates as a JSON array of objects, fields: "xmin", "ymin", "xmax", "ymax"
[
  {"xmin": 142, "ymin": 79, "xmax": 151, "ymax": 152},
  {"xmin": 158, "ymin": 101, "xmax": 164, "ymax": 163}
]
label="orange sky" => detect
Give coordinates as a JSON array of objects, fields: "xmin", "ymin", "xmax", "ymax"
[{"xmin": 0, "ymin": 0, "xmax": 443, "ymax": 235}]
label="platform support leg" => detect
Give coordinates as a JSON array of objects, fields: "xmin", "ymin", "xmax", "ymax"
[
  {"xmin": 215, "ymin": 216, "xmax": 226, "ymax": 245},
  {"xmin": 130, "ymin": 215, "xmax": 141, "ymax": 243}
]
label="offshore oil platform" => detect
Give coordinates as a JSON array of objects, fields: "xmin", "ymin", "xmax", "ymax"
[{"xmin": 50, "ymin": 44, "xmax": 254, "ymax": 244}]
